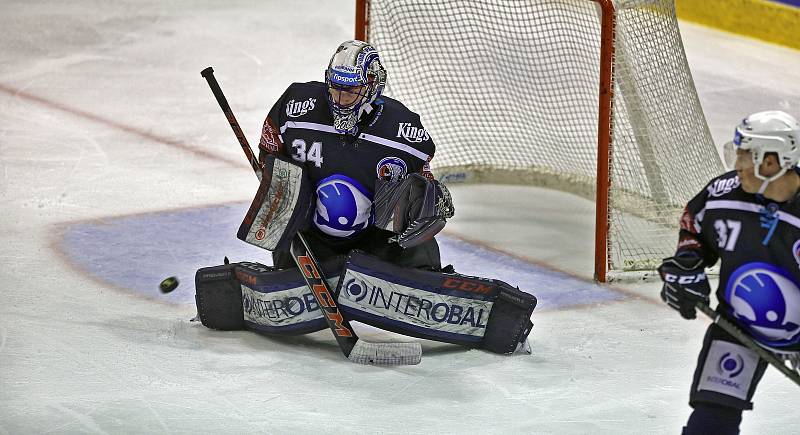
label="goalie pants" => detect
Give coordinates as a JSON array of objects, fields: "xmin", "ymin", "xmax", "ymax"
[{"xmin": 271, "ymin": 227, "xmax": 441, "ymax": 271}]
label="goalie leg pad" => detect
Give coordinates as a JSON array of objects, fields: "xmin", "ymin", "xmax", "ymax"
[
  {"xmin": 482, "ymin": 286, "xmax": 536, "ymax": 354},
  {"xmin": 235, "ymin": 258, "xmax": 346, "ymax": 335},
  {"xmin": 335, "ymin": 251, "xmax": 537, "ymax": 353},
  {"xmin": 195, "ymin": 264, "xmax": 245, "ymax": 331}
]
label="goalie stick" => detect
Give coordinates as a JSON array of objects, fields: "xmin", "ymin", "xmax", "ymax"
[
  {"xmin": 291, "ymin": 232, "xmax": 421, "ymax": 365},
  {"xmin": 200, "ymin": 67, "xmax": 263, "ymax": 176},
  {"xmin": 696, "ymin": 302, "xmax": 800, "ymax": 387},
  {"xmin": 201, "ymin": 66, "xmax": 422, "ymax": 365}
]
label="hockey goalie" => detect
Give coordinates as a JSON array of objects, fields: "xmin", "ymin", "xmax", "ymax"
[{"xmin": 195, "ymin": 40, "xmax": 537, "ymax": 360}]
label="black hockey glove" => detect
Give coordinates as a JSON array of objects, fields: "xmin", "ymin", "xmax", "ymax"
[
  {"xmin": 657, "ymin": 252, "xmax": 710, "ymax": 320},
  {"xmin": 373, "ymin": 175, "xmax": 454, "ymax": 248}
]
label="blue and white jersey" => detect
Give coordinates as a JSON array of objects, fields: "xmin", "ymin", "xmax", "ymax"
[
  {"xmin": 258, "ymin": 81, "xmax": 435, "ymax": 240},
  {"xmin": 679, "ymin": 170, "xmax": 800, "ymax": 351}
]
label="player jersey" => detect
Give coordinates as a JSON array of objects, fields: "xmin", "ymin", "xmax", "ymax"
[
  {"xmin": 679, "ymin": 170, "xmax": 800, "ymax": 351},
  {"xmin": 258, "ymin": 81, "xmax": 435, "ymax": 241}
]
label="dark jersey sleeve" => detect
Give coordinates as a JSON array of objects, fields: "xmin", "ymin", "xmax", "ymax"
[
  {"xmin": 258, "ymin": 86, "xmax": 290, "ymax": 163},
  {"xmin": 676, "ymin": 182, "xmax": 719, "ymax": 267}
]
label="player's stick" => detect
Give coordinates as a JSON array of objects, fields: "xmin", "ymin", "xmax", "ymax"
[
  {"xmin": 200, "ymin": 66, "xmax": 422, "ymax": 365},
  {"xmin": 696, "ymin": 302, "xmax": 800, "ymax": 387},
  {"xmin": 290, "ymin": 232, "xmax": 421, "ymax": 365},
  {"xmin": 200, "ymin": 67, "xmax": 262, "ymax": 175}
]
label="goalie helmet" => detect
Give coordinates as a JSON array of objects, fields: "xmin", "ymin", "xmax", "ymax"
[
  {"xmin": 724, "ymin": 110, "xmax": 800, "ymax": 181},
  {"xmin": 325, "ymin": 40, "xmax": 387, "ymax": 135}
]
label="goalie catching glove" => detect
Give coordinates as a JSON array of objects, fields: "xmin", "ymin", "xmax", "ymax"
[
  {"xmin": 373, "ymin": 173, "xmax": 455, "ymax": 248},
  {"xmin": 658, "ymin": 252, "xmax": 711, "ymax": 320}
]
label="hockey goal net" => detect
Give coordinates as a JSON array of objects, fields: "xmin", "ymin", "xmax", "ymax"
[{"xmin": 357, "ymin": 0, "xmax": 722, "ymax": 281}]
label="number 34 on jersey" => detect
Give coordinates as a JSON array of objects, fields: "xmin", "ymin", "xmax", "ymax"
[{"xmin": 291, "ymin": 139, "xmax": 323, "ymax": 167}]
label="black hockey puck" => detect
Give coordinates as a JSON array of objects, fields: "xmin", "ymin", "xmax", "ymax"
[{"xmin": 159, "ymin": 276, "xmax": 179, "ymax": 293}]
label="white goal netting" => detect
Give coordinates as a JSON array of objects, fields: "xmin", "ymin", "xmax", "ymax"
[{"xmin": 365, "ymin": 0, "xmax": 722, "ymax": 276}]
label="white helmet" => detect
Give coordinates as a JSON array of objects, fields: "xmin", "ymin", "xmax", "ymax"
[
  {"xmin": 325, "ymin": 40, "xmax": 387, "ymax": 135},
  {"xmin": 724, "ymin": 110, "xmax": 800, "ymax": 181}
]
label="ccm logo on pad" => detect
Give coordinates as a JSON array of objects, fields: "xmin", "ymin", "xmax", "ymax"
[{"xmin": 442, "ymin": 277, "xmax": 493, "ymax": 295}]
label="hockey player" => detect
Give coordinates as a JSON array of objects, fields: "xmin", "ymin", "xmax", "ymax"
[
  {"xmin": 658, "ymin": 111, "xmax": 800, "ymax": 434},
  {"xmin": 194, "ymin": 41, "xmax": 536, "ymax": 356},
  {"xmin": 255, "ymin": 39, "xmax": 453, "ymax": 271}
]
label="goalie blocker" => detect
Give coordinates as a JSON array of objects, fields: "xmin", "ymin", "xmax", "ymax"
[
  {"xmin": 195, "ymin": 252, "xmax": 536, "ymax": 354},
  {"xmin": 237, "ymin": 154, "xmax": 313, "ymax": 252}
]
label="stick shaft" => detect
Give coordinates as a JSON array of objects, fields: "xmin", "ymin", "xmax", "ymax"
[
  {"xmin": 200, "ymin": 67, "xmax": 262, "ymax": 175},
  {"xmin": 696, "ymin": 303, "xmax": 800, "ymax": 387},
  {"xmin": 290, "ymin": 232, "xmax": 359, "ymax": 356},
  {"xmin": 290, "ymin": 232, "xmax": 421, "ymax": 365}
]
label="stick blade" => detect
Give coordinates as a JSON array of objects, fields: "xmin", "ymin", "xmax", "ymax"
[{"xmin": 347, "ymin": 340, "xmax": 422, "ymax": 365}]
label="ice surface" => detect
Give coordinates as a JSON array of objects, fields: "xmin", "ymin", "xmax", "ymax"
[{"xmin": 1, "ymin": 1, "xmax": 798, "ymax": 434}]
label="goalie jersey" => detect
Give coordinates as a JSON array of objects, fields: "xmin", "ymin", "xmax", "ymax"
[
  {"xmin": 258, "ymin": 81, "xmax": 435, "ymax": 240},
  {"xmin": 679, "ymin": 170, "xmax": 800, "ymax": 352}
]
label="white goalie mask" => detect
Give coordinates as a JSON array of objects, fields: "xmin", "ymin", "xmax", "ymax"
[
  {"xmin": 325, "ymin": 40, "xmax": 387, "ymax": 135},
  {"xmin": 723, "ymin": 110, "xmax": 800, "ymax": 182}
]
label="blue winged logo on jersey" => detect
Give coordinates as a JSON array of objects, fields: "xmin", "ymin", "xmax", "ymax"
[
  {"xmin": 724, "ymin": 262, "xmax": 800, "ymax": 348},
  {"xmin": 314, "ymin": 174, "xmax": 373, "ymax": 238}
]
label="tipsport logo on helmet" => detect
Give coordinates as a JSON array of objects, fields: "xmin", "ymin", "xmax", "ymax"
[
  {"xmin": 329, "ymin": 70, "xmax": 362, "ymax": 86},
  {"xmin": 725, "ymin": 262, "xmax": 800, "ymax": 348},
  {"xmin": 376, "ymin": 156, "xmax": 407, "ymax": 182},
  {"xmin": 314, "ymin": 174, "xmax": 373, "ymax": 238}
]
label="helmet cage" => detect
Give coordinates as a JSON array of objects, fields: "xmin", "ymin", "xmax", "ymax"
[{"xmin": 326, "ymin": 75, "xmax": 375, "ymax": 121}]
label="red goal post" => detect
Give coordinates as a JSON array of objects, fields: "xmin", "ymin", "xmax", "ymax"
[{"xmin": 355, "ymin": 0, "xmax": 722, "ymax": 282}]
